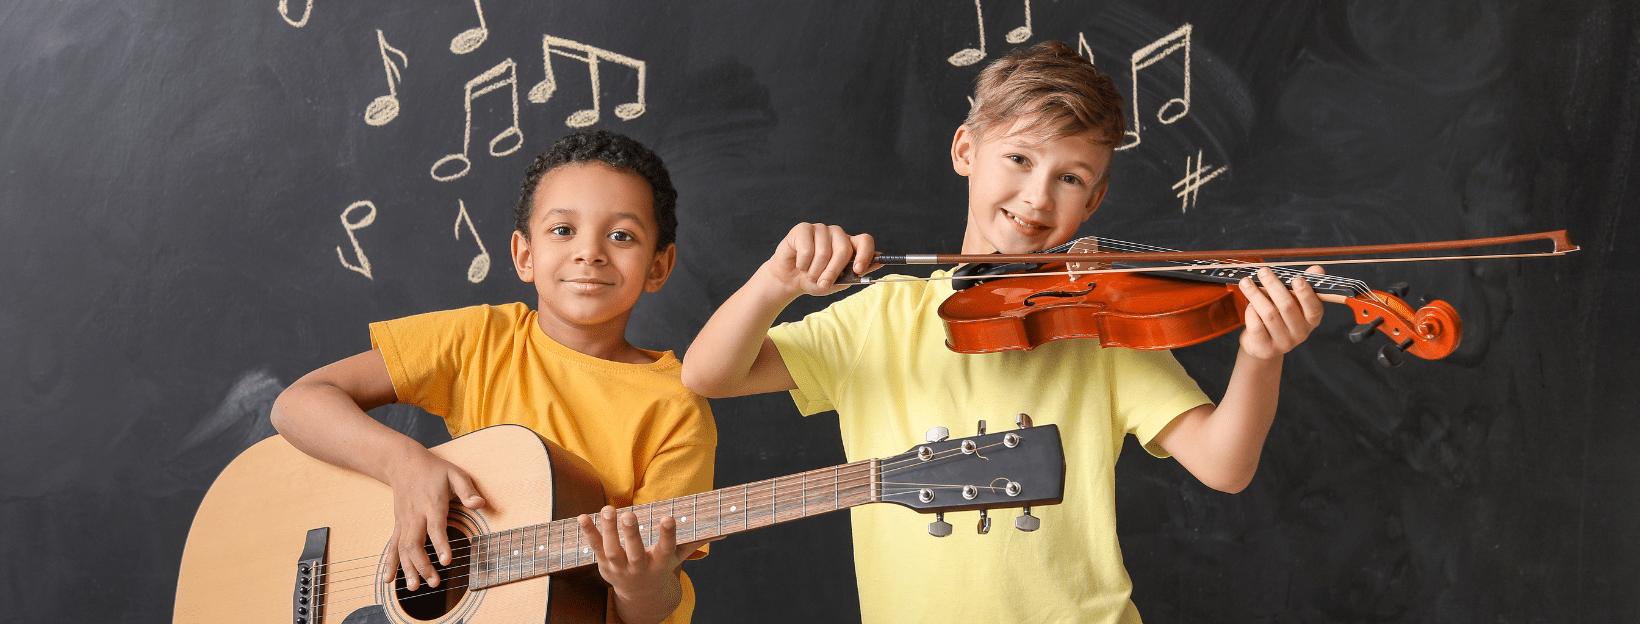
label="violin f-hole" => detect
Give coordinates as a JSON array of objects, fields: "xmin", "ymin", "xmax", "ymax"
[{"xmin": 1022, "ymin": 283, "xmax": 1097, "ymax": 307}]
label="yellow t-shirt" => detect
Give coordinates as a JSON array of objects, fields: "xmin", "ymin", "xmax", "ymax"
[
  {"xmin": 371, "ymin": 302, "xmax": 716, "ymax": 624},
  {"xmin": 769, "ymin": 271, "xmax": 1211, "ymax": 624}
]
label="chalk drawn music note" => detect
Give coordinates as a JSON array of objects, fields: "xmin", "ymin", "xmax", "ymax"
[
  {"xmin": 453, "ymin": 200, "xmax": 490, "ymax": 283},
  {"xmin": 431, "ymin": 59, "xmax": 524, "ymax": 182},
  {"xmin": 948, "ymin": 0, "xmax": 1032, "ymax": 67},
  {"xmin": 1077, "ymin": 31, "xmax": 1094, "ymax": 64},
  {"xmin": 449, "ymin": 0, "xmax": 488, "ymax": 54},
  {"xmin": 527, "ymin": 35, "xmax": 646, "ymax": 128},
  {"xmin": 364, "ymin": 30, "xmax": 408, "ymax": 126},
  {"xmin": 336, "ymin": 201, "xmax": 377, "ymax": 279},
  {"xmin": 277, "ymin": 0, "xmax": 312, "ymax": 27},
  {"xmin": 1118, "ymin": 23, "xmax": 1192, "ymax": 151}
]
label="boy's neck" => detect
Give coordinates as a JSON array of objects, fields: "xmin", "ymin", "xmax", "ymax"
[{"xmin": 534, "ymin": 310, "xmax": 656, "ymax": 365}]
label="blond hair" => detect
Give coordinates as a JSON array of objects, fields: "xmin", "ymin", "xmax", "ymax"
[{"xmin": 965, "ymin": 41, "xmax": 1126, "ymax": 148}]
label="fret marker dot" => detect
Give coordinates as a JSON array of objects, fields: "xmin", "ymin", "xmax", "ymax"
[
  {"xmin": 582, "ymin": 547, "xmax": 591, "ymax": 554},
  {"xmin": 513, "ymin": 550, "xmax": 519, "ymax": 556},
  {"xmin": 730, "ymin": 506, "xmax": 737, "ymax": 512},
  {"xmin": 680, "ymin": 516, "xmax": 688, "ymax": 522},
  {"xmin": 538, "ymin": 545, "xmax": 544, "ymax": 551}
]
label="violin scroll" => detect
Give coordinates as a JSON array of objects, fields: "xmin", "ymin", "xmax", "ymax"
[{"xmin": 1339, "ymin": 286, "xmax": 1461, "ymax": 367}]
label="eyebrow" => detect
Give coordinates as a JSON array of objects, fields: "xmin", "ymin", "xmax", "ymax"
[{"xmin": 543, "ymin": 208, "xmax": 652, "ymax": 228}]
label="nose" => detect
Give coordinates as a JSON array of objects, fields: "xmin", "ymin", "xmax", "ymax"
[
  {"xmin": 572, "ymin": 238, "xmax": 608, "ymax": 265},
  {"xmin": 1020, "ymin": 172, "xmax": 1055, "ymax": 211}
]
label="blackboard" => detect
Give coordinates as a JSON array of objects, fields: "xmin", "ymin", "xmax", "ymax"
[{"xmin": 3, "ymin": 0, "xmax": 1636, "ymax": 622}]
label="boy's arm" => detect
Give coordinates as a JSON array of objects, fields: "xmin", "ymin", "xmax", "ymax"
[
  {"xmin": 1155, "ymin": 267, "xmax": 1326, "ymax": 493},
  {"xmin": 269, "ymin": 349, "xmax": 486, "ymax": 591},
  {"xmin": 682, "ymin": 223, "xmax": 878, "ymax": 398}
]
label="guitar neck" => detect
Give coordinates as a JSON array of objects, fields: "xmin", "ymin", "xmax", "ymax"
[{"xmin": 466, "ymin": 458, "xmax": 878, "ymax": 589}]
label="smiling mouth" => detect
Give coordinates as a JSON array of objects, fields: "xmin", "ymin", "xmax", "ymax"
[
  {"xmin": 562, "ymin": 278, "xmax": 614, "ymax": 287},
  {"xmin": 1003, "ymin": 209, "xmax": 1048, "ymax": 231}
]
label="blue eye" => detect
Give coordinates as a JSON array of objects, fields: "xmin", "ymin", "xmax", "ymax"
[{"xmin": 550, "ymin": 225, "xmax": 574, "ymax": 236}]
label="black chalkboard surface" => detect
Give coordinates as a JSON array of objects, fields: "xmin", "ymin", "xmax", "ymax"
[{"xmin": 2, "ymin": 1, "xmax": 1635, "ymax": 622}]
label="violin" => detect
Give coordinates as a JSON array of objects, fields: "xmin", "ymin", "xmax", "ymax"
[{"xmin": 847, "ymin": 231, "xmax": 1577, "ymax": 367}]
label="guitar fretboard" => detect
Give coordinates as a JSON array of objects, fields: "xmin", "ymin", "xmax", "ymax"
[{"xmin": 467, "ymin": 458, "xmax": 878, "ymax": 589}]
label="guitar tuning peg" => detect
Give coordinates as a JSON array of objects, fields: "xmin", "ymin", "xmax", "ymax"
[
  {"xmin": 928, "ymin": 512, "xmax": 952, "ymax": 538},
  {"xmin": 1015, "ymin": 413, "xmax": 1033, "ymax": 428},
  {"xmin": 925, "ymin": 426, "xmax": 949, "ymax": 443},
  {"xmin": 977, "ymin": 420, "xmax": 986, "ymax": 435},
  {"xmin": 977, "ymin": 509, "xmax": 991, "ymax": 534},
  {"xmin": 1015, "ymin": 507, "xmax": 1040, "ymax": 532}
]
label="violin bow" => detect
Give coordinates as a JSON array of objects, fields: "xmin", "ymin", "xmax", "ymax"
[{"xmin": 841, "ymin": 230, "xmax": 1578, "ymax": 285}]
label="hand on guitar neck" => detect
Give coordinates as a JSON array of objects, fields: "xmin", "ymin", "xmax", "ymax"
[{"xmin": 579, "ymin": 505, "xmax": 719, "ymax": 624}]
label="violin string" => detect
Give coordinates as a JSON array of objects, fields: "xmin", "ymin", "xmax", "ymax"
[{"xmin": 1075, "ymin": 236, "xmax": 1376, "ymax": 299}]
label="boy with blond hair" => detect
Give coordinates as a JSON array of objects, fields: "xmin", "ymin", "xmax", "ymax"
[
  {"xmin": 682, "ymin": 42, "xmax": 1326, "ymax": 622},
  {"xmin": 272, "ymin": 130, "xmax": 715, "ymax": 624}
]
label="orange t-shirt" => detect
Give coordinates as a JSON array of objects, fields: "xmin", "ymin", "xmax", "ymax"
[{"xmin": 371, "ymin": 302, "xmax": 716, "ymax": 623}]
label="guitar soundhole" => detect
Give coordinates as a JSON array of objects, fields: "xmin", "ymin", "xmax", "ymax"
[{"xmin": 393, "ymin": 526, "xmax": 470, "ymax": 620}]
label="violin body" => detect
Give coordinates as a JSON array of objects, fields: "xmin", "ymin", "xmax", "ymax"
[{"xmin": 938, "ymin": 260, "xmax": 1463, "ymax": 364}]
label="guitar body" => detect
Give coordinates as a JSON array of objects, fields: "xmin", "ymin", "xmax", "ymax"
[{"xmin": 174, "ymin": 424, "xmax": 609, "ymax": 624}]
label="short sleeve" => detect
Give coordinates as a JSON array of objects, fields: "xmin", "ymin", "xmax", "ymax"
[
  {"xmin": 635, "ymin": 442, "xmax": 715, "ymax": 559},
  {"xmin": 369, "ymin": 305, "xmax": 494, "ymax": 421},
  {"xmin": 768, "ymin": 286, "xmax": 889, "ymax": 416},
  {"xmin": 1111, "ymin": 348, "xmax": 1213, "ymax": 458}
]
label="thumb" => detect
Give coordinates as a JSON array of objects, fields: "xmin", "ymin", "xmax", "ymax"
[{"xmin": 449, "ymin": 470, "xmax": 486, "ymax": 509}]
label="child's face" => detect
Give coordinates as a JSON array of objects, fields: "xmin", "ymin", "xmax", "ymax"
[
  {"xmin": 510, "ymin": 163, "xmax": 675, "ymax": 330},
  {"xmin": 952, "ymin": 122, "xmax": 1112, "ymax": 254}
]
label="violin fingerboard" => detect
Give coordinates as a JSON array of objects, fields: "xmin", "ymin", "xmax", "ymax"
[{"xmin": 1119, "ymin": 262, "xmax": 1359, "ymax": 297}]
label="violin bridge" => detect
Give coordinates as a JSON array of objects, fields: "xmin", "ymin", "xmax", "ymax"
[{"xmin": 1067, "ymin": 238, "xmax": 1108, "ymax": 281}]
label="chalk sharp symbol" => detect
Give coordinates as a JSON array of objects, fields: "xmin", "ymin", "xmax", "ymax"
[{"xmin": 1171, "ymin": 149, "xmax": 1227, "ymax": 213}]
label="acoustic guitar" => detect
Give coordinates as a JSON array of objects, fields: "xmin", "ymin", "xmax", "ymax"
[{"xmin": 173, "ymin": 421, "xmax": 1065, "ymax": 624}]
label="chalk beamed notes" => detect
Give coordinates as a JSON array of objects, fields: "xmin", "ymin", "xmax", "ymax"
[
  {"xmin": 948, "ymin": 0, "xmax": 1032, "ymax": 67},
  {"xmin": 527, "ymin": 35, "xmax": 647, "ymax": 128},
  {"xmin": 431, "ymin": 59, "xmax": 524, "ymax": 182},
  {"xmin": 364, "ymin": 30, "xmax": 409, "ymax": 126},
  {"xmin": 1119, "ymin": 23, "xmax": 1192, "ymax": 151}
]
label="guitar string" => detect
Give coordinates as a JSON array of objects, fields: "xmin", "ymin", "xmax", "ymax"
[
  {"xmin": 314, "ymin": 441, "xmax": 982, "ymax": 578},
  {"xmin": 306, "ymin": 442, "xmax": 1023, "ymax": 605},
  {"xmin": 312, "ymin": 435, "xmax": 1016, "ymax": 606}
]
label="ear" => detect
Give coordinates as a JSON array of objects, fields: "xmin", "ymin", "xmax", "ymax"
[
  {"xmin": 951, "ymin": 124, "xmax": 978, "ymax": 177},
  {"xmin": 511, "ymin": 230, "xmax": 534, "ymax": 282},
  {"xmin": 643, "ymin": 243, "xmax": 677, "ymax": 293}
]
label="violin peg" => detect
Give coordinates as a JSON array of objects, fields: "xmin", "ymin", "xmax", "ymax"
[
  {"xmin": 1377, "ymin": 342, "xmax": 1406, "ymax": 368},
  {"xmin": 1349, "ymin": 317, "xmax": 1385, "ymax": 343},
  {"xmin": 1386, "ymin": 282, "xmax": 1410, "ymax": 298}
]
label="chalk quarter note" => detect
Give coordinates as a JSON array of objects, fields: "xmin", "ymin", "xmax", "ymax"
[
  {"xmin": 336, "ymin": 201, "xmax": 377, "ymax": 279},
  {"xmin": 527, "ymin": 35, "xmax": 646, "ymax": 128},
  {"xmin": 453, "ymin": 200, "xmax": 490, "ymax": 283},
  {"xmin": 277, "ymin": 0, "xmax": 312, "ymax": 27},
  {"xmin": 364, "ymin": 30, "xmax": 408, "ymax": 126},
  {"xmin": 947, "ymin": 0, "xmax": 1032, "ymax": 67},
  {"xmin": 450, "ymin": 0, "xmax": 488, "ymax": 54},
  {"xmin": 1119, "ymin": 23, "xmax": 1192, "ymax": 151},
  {"xmin": 431, "ymin": 59, "xmax": 524, "ymax": 182}
]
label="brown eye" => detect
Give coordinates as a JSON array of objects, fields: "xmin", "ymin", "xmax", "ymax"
[
  {"xmin": 550, "ymin": 226, "xmax": 574, "ymax": 236},
  {"xmin": 608, "ymin": 231, "xmax": 635, "ymax": 242}
]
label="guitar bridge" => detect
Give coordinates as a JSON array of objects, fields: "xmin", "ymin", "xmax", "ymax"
[{"xmin": 293, "ymin": 527, "xmax": 327, "ymax": 624}]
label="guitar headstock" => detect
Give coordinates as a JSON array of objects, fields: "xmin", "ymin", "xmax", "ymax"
[{"xmin": 876, "ymin": 420, "xmax": 1065, "ymax": 535}]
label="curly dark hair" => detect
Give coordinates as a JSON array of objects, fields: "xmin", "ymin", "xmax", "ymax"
[{"xmin": 513, "ymin": 130, "xmax": 678, "ymax": 250}]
